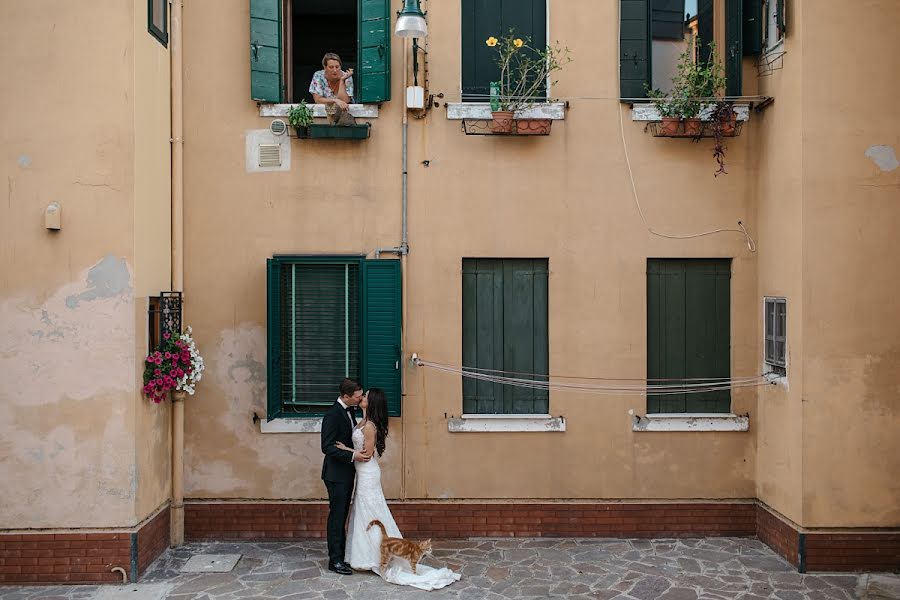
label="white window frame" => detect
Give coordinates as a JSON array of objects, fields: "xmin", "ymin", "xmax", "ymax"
[{"xmin": 764, "ymin": 297, "xmax": 787, "ymax": 376}]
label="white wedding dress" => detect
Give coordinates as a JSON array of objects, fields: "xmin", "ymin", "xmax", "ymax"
[{"xmin": 344, "ymin": 426, "xmax": 461, "ymax": 591}]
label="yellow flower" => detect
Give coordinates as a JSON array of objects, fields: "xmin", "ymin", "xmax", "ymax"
[
  {"xmin": 486, "ymin": 36, "xmax": 498, "ymax": 47},
  {"xmin": 513, "ymin": 38, "xmax": 524, "ymax": 48}
]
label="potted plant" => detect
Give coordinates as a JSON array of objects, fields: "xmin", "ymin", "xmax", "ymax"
[
  {"xmin": 647, "ymin": 87, "xmax": 688, "ymax": 135},
  {"xmin": 486, "ymin": 32, "xmax": 571, "ymax": 134},
  {"xmin": 287, "ymin": 101, "xmax": 314, "ymax": 138},
  {"xmin": 142, "ymin": 326, "xmax": 205, "ymax": 403}
]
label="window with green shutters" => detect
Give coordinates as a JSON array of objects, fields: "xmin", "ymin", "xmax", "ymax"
[
  {"xmin": 461, "ymin": 0, "xmax": 547, "ymax": 102},
  {"xmin": 620, "ymin": 0, "xmax": 760, "ymax": 100},
  {"xmin": 250, "ymin": 0, "xmax": 391, "ymax": 104},
  {"xmin": 266, "ymin": 256, "xmax": 401, "ymax": 419},
  {"xmin": 462, "ymin": 259, "xmax": 549, "ymax": 415},
  {"xmin": 647, "ymin": 259, "xmax": 731, "ymax": 414}
]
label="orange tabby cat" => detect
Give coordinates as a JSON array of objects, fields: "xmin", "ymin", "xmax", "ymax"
[{"xmin": 367, "ymin": 520, "xmax": 432, "ymax": 574}]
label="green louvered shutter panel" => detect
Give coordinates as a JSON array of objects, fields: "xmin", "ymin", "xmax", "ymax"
[
  {"xmin": 266, "ymin": 258, "xmax": 283, "ymax": 420},
  {"xmin": 462, "ymin": 259, "xmax": 504, "ymax": 414},
  {"xmin": 357, "ymin": 0, "xmax": 391, "ymax": 103},
  {"xmin": 502, "ymin": 260, "xmax": 548, "ymax": 415},
  {"xmin": 620, "ymin": 0, "xmax": 651, "ymax": 99},
  {"xmin": 250, "ymin": 0, "xmax": 282, "ymax": 102},
  {"xmin": 652, "ymin": 0, "xmax": 685, "ymax": 41},
  {"xmin": 742, "ymin": 0, "xmax": 762, "ymax": 55},
  {"xmin": 725, "ymin": 0, "xmax": 743, "ymax": 97},
  {"xmin": 697, "ymin": 0, "xmax": 714, "ymax": 64},
  {"xmin": 647, "ymin": 260, "xmax": 731, "ymax": 414},
  {"xmin": 361, "ymin": 260, "xmax": 401, "ymax": 416}
]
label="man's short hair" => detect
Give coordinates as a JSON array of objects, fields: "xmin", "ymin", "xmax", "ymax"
[
  {"xmin": 322, "ymin": 52, "xmax": 342, "ymax": 68},
  {"xmin": 339, "ymin": 378, "xmax": 361, "ymax": 397}
]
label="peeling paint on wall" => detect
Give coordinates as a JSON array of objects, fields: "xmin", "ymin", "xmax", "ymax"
[
  {"xmin": 864, "ymin": 145, "xmax": 899, "ymax": 172},
  {"xmin": 0, "ymin": 256, "xmax": 137, "ymax": 528}
]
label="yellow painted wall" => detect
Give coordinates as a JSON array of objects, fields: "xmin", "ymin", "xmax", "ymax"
[{"xmin": 181, "ymin": 0, "xmax": 757, "ymax": 502}]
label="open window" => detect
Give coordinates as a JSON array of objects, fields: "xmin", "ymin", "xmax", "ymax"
[
  {"xmin": 250, "ymin": 0, "xmax": 390, "ymax": 104},
  {"xmin": 620, "ymin": 0, "xmax": 763, "ymax": 100}
]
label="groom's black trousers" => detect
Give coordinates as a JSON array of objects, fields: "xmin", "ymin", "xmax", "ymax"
[{"xmin": 325, "ymin": 479, "xmax": 354, "ymax": 564}]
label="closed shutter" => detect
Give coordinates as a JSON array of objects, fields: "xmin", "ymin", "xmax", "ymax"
[
  {"xmin": 697, "ymin": 0, "xmax": 714, "ymax": 64},
  {"xmin": 250, "ymin": 0, "xmax": 283, "ymax": 103},
  {"xmin": 725, "ymin": 0, "xmax": 743, "ymax": 97},
  {"xmin": 462, "ymin": 259, "xmax": 548, "ymax": 415},
  {"xmin": 357, "ymin": 0, "xmax": 391, "ymax": 103},
  {"xmin": 462, "ymin": 0, "xmax": 547, "ymax": 101},
  {"xmin": 620, "ymin": 0, "xmax": 652, "ymax": 99},
  {"xmin": 361, "ymin": 260, "xmax": 402, "ymax": 417},
  {"xmin": 743, "ymin": 0, "xmax": 762, "ymax": 55},
  {"xmin": 647, "ymin": 260, "xmax": 731, "ymax": 414},
  {"xmin": 266, "ymin": 259, "xmax": 283, "ymax": 420},
  {"xmin": 652, "ymin": 0, "xmax": 686, "ymax": 41}
]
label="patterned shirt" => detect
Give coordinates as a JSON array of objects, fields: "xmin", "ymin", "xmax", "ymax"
[{"xmin": 309, "ymin": 70, "xmax": 354, "ymax": 102}]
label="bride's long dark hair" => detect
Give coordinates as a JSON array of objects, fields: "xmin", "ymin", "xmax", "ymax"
[{"xmin": 365, "ymin": 388, "xmax": 389, "ymax": 457}]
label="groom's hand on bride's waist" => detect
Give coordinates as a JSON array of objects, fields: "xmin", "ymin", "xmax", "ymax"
[{"xmin": 352, "ymin": 450, "xmax": 372, "ymax": 462}]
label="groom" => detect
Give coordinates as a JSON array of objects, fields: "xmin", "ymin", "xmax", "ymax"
[{"xmin": 321, "ymin": 378, "xmax": 370, "ymax": 575}]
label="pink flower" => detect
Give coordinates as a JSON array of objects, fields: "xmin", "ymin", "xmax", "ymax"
[
  {"xmin": 154, "ymin": 369, "xmax": 162, "ymax": 376},
  {"xmin": 164, "ymin": 352, "xmax": 172, "ymax": 359},
  {"xmin": 163, "ymin": 332, "xmax": 171, "ymax": 340}
]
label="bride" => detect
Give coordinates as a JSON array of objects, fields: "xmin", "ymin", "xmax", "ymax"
[{"xmin": 334, "ymin": 388, "xmax": 461, "ymax": 591}]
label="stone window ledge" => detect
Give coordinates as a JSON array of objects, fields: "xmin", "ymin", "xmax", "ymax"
[
  {"xmin": 260, "ymin": 418, "xmax": 323, "ymax": 433},
  {"xmin": 446, "ymin": 102, "xmax": 566, "ymax": 120},
  {"xmin": 632, "ymin": 413, "xmax": 749, "ymax": 432},
  {"xmin": 631, "ymin": 103, "xmax": 750, "ymax": 122},
  {"xmin": 259, "ymin": 104, "xmax": 379, "ymax": 119},
  {"xmin": 449, "ymin": 414, "xmax": 566, "ymax": 433}
]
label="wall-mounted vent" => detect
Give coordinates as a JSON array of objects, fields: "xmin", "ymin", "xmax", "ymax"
[
  {"xmin": 270, "ymin": 119, "xmax": 287, "ymax": 136},
  {"xmin": 258, "ymin": 144, "xmax": 282, "ymax": 168}
]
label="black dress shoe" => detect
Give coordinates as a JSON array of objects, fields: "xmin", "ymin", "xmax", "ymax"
[{"xmin": 328, "ymin": 562, "xmax": 353, "ymax": 575}]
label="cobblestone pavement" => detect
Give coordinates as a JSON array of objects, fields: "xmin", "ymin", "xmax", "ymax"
[{"xmin": 2, "ymin": 538, "xmax": 898, "ymax": 600}]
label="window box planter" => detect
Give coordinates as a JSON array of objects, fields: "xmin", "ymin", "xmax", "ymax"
[
  {"xmin": 295, "ymin": 123, "xmax": 371, "ymax": 140},
  {"xmin": 461, "ymin": 118, "xmax": 553, "ymax": 136},
  {"xmin": 647, "ymin": 120, "xmax": 742, "ymax": 138}
]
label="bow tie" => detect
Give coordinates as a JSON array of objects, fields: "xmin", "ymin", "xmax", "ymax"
[{"xmin": 345, "ymin": 405, "xmax": 356, "ymax": 412}]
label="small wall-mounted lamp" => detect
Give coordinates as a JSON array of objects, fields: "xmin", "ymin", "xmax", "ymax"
[
  {"xmin": 395, "ymin": 0, "xmax": 427, "ymax": 38},
  {"xmin": 45, "ymin": 202, "xmax": 61, "ymax": 230}
]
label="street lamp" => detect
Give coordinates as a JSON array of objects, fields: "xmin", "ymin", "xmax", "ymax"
[{"xmin": 395, "ymin": 0, "xmax": 427, "ymax": 38}]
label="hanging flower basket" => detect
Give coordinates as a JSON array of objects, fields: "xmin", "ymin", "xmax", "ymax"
[{"xmin": 142, "ymin": 326, "xmax": 204, "ymax": 403}]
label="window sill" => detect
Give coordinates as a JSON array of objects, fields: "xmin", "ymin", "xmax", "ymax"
[
  {"xmin": 632, "ymin": 413, "xmax": 749, "ymax": 432},
  {"xmin": 446, "ymin": 102, "xmax": 566, "ymax": 121},
  {"xmin": 260, "ymin": 417, "xmax": 323, "ymax": 433},
  {"xmin": 448, "ymin": 414, "xmax": 566, "ymax": 433},
  {"xmin": 631, "ymin": 103, "xmax": 750, "ymax": 122},
  {"xmin": 259, "ymin": 104, "xmax": 379, "ymax": 119}
]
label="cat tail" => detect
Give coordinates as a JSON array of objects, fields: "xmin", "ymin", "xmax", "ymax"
[{"xmin": 367, "ymin": 519, "xmax": 387, "ymax": 537}]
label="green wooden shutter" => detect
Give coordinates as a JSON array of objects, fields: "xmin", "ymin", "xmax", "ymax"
[
  {"xmin": 357, "ymin": 0, "xmax": 391, "ymax": 103},
  {"xmin": 266, "ymin": 258, "xmax": 283, "ymax": 420},
  {"xmin": 652, "ymin": 0, "xmax": 686, "ymax": 41},
  {"xmin": 250, "ymin": 0, "xmax": 283, "ymax": 102},
  {"xmin": 462, "ymin": 259, "xmax": 548, "ymax": 415},
  {"xmin": 287, "ymin": 263, "xmax": 360, "ymax": 413},
  {"xmin": 361, "ymin": 260, "xmax": 402, "ymax": 416},
  {"xmin": 462, "ymin": 0, "xmax": 547, "ymax": 101},
  {"xmin": 697, "ymin": 0, "xmax": 713, "ymax": 64},
  {"xmin": 725, "ymin": 0, "xmax": 743, "ymax": 97},
  {"xmin": 503, "ymin": 260, "xmax": 549, "ymax": 414},
  {"xmin": 776, "ymin": 0, "xmax": 786, "ymax": 35},
  {"xmin": 647, "ymin": 260, "xmax": 731, "ymax": 414},
  {"xmin": 620, "ymin": 0, "xmax": 651, "ymax": 99},
  {"xmin": 742, "ymin": 0, "xmax": 762, "ymax": 55}
]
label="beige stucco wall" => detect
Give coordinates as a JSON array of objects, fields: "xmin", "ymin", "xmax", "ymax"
[
  {"xmin": 0, "ymin": 1, "xmax": 171, "ymax": 528},
  {"xmin": 797, "ymin": 0, "xmax": 900, "ymax": 528},
  {"xmin": 181, "ymin": 0, "xmax": 757, "ymax": 502}
]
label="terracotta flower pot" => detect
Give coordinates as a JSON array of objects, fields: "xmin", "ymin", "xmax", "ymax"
[
  {"xmin": 491, "ymin": 110, "xmax": 515, "ymax": 134},
  {"xmin": 683, "ymin": 118, "xmax": 702, "ymax": 136},
  {"xmin": 718, "ymin": 111, "xmax": 737, "ymax": 136},
  {"xmin": 515, "ymin": 118, "xmax": 553, "ymax": 135},
  {"xmin": 659, "ymin": 117, "xmax": 681, "ymax": 136}
]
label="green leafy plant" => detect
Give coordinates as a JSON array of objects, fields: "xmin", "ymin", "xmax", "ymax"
[
  {"xmin": 647, "ymin": 37, "xmax": 726, "ymax": 120},
  {"xmin": 287, "ymin": 101, "xmax": 314, "ymax": 128},
  {"xmin": 485, "ymin": 31, "xmax": 572, "ymax": 112}
]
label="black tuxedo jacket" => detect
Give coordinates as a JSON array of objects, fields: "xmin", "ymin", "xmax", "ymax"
[{"xmin": 321, "ymin": 400, "xmax": 356, "ymax": 483}]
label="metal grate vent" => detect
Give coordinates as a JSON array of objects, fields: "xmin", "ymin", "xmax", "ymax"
[
  {"xmin": 270, "ymin": 119, "xmax": 287, "ymax": 136},
  {"xmin": 258, "ymin": 144, "xmax": 282, "ymax": 168}
]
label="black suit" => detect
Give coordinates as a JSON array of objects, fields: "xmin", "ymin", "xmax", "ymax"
[{"xmin": 321, "ymin": 399, "xmax": 357, "ymax": 565}]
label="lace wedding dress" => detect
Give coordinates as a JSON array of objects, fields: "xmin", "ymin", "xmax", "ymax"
[{"xmin": 344, "ymin": 426, "xmax": 461, "ymax": 591}]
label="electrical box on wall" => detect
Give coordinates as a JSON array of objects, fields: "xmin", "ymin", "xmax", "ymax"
[
  {"xmin": 45, "ymin": 202, "xmax": 61, "ymax": 230},
  {"xmin": 406, "ymin": 86, "xmax": 425, "ymax": 109}
]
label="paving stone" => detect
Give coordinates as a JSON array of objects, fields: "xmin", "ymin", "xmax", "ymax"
[
  {"xmin": 658, "ymin": 589, "xmax": 699, "ymax": 600},
  {"xmin": 628, "ymin": 576, "xmax": 671, "ymax": 600}
]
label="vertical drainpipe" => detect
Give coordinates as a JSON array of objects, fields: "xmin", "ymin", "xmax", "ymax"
[
  {"xmin": 170, "ymin": 0, "xmax": 186, "ymax": 547},
  {"xmin": 399, "ymin": 28, "xmax": 410, "ymax": 500}
]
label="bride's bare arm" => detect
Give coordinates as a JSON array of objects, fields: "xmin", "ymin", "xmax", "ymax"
[{"xmin": 363, "ymin": 422, "xmax": 376, "ymax": 457}]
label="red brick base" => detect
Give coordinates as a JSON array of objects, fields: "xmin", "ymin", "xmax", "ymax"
[{"xmin": 0, "ymin": 505, "xmax": 170, "ymax": 585}]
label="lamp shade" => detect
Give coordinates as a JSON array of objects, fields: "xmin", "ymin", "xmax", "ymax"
[{"xmin": 395, "ymin": 0, "xmax": 427, "ymax": 37}]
